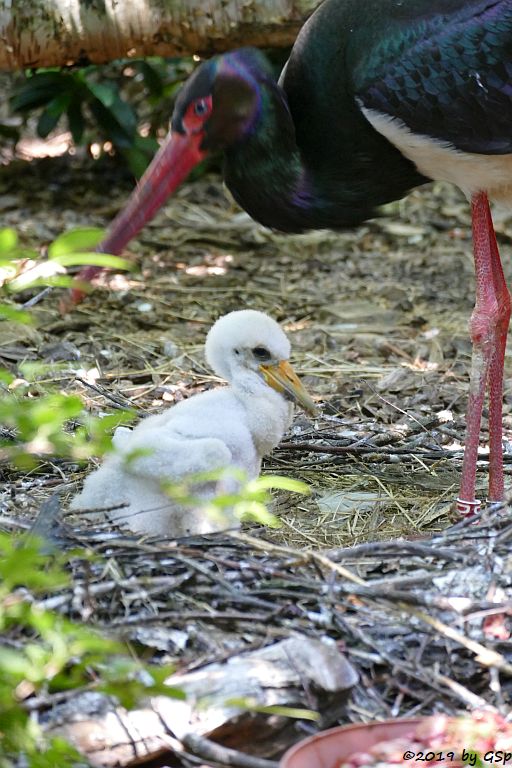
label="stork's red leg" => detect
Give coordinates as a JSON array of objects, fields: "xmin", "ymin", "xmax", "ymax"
[
  {"xmin": 457, "ymin": 192, "xmax": 511, "ymax": 514},
  {"xmin": 484, "ymin": 197, "xmax": 511, "ymax": 503}
]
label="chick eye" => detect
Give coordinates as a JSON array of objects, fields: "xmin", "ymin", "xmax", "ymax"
[{"xmin": 252, "ymin": 346, "xmax": 270, "ymax": 361}]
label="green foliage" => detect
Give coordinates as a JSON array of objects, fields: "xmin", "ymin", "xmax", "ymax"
[
  {"xmin": 0, "ymin": 226, "xmax": 136, "ymax": 465},
  {"xmin": 94, "ymin": 658, "xmax": 185, "ymax": 710},
  {"xmin": 0, "ymin": 119, "xmax": 20, "ymax": 144},
  {"xmin": 1, "ymin": 226, "xmax": 131, "ymax": 294},
  {"xmin": 46, "ymin": 227, "xmax": 105, "ymax": 258},
  {"xmin": 160, "ymin": 468, "xmax": 309, "ymax": 528},
  {"xmin": 0, "ymin": 220, "xmax": 311, "ymax": 764},
  {"xmin": 0, "ymin": 533, "xmax": 182, "ymax": 766},
  {"xmin": 50, "ymin": 252, "xmax": 132, "ymax": 271},
  {"xmin": 9, "ymin": 58, "xmax": 194, "ymax": 177},
  {"xmin": 225, "ymin": 696, "xmax": 320, "ymax": 722},
  {"xmin": 0, "ymin": 227, "xmax": 18, "ymax": 257},
  {"xmin": 235, "ymin": 474, "xmax": 310, "ymax": 527},
  {"xmin": 0, "ymin": 389, "xmax": 135, "ymax": 467},
  {"xmin": 0, "ymin": 304, "xmax": 33, "ymax": 323},
  {"xmin": 207, "ymin": 472, "xmax": 309, "ymax": 528},
  {"xmin": 0, "ymin": 387, "xmax": 190, "ymax": 762}
]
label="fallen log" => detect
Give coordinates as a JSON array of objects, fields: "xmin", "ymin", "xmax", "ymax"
[
  {"xmin": 0, "ymin": 1, "xmax": 322, "ymax": 71},
  {"xmin": 44, "ymin": 634, "xmax": 358, "ymax": 766}
]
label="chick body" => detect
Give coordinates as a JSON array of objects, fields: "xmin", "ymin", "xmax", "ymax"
[{"xmin": 70, "ymin": 310, "xmax": 314, "ymax": 537}]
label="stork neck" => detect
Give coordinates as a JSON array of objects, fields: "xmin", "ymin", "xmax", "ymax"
[
  {"xmin": 222, "ymin": 90, "xmax": 311, "ymax": 233},
  {"xmin": 222, "ymin": 28, "xmax": 428, "ymax": 233},
  {"xmin": 224, "ymin": 148, "xmax": 307, "ymax": 233},
  {"xmin": 223, "ymin": 82, "xmax": 424, "ymax": 233}
]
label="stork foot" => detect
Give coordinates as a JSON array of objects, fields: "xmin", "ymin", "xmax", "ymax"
[
  {"xmin": 455, "ymin": 498, "xmax": 481, "ymax": 517},
  {"xmin": 487, "ymin": 499, "xmax": 506, "ymax": 513}
]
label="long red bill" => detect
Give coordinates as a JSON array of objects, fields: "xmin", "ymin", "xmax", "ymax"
[
  {"xmin": 99, "ymin": 130, "xmax": 207, "ymax": 256},
  {"xmin": 65, "ymin": 131, "xmax": 206, "ymax": 308}
]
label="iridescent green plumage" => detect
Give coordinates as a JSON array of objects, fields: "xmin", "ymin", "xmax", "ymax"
[{"xmin": 181, "ymin": 0, "xmax": 512, "ymax": 231}]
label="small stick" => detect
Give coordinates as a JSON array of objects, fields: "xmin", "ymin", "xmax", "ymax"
[
  {"xmin": 75, "ymin": 376, "xmax": 138, "ymax": 410},
  {"xmin": 403, "ymin": 606, "xmax": 512, "ymax": 675},
  {"xmin": 232, "ymin": 532, "xmax": 367, "ymax": 586},
  {"xmin": 432, "ymin": 673, "xmax": 488, "ymax": 709},
  {"xmin": 182, "ymin": 733, "xmax": 279, "ymax": 768}
]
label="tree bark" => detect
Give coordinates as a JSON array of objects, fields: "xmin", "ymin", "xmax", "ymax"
[{"xmin": 0, "ymin": 0, "xmax": 322, "ymax": 71}]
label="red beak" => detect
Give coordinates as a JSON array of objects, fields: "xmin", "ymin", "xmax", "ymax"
[
  {"xmin": 66, "ymin": 131, "xmax": 206, "ymax": 307},
  {"xmin": 99, "ymin": 130, "xmax": 207, "ymax": 256}
]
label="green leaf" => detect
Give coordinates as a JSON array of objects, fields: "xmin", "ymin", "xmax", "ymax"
[
  {"xmin": 0, "ymin": 534, "xmax": 69, "ymax": 592},
  {"xmin": 51, "ymin": 252, "xmax": 133, "ymax": 270},
  {"xmin": 66, "ymin": 100, "xmax": 85, "ymax": 144},
  {"xmin": 96, "ymin": 658, "xmax": 185, "ymax": 709},
  {"xmin": 0, "ymin": 304, "xmax": 34, "ymax": 324},
  {"xmin": 80, "ymin": 411, "xmax": 137, "ymax": 455},
  {"xmin": 235, "ymin": 500, "xmax": 281, "ymax": 528},
  {"xmin": 0, "ymin": 228, "xmax": 18, "ymax": 255},
  {"xmin": 108, "ymin": 95, "xmax": 138, "ymax": 136},
  {"xmin": 225, "ymin": 697, "xmax": 320, "ymax": 721},
  {"xmin": 121, "ymin": 146, "xmax": 151, "ymax": 179},
  {"xmin": 47, "ymin": 227, "xmax": 106, "ymax": 258},
  {"xmin": 85, "ymin": 81, "xmax": 117, "ymax": 108},
  {"xmin": 133, "ymin": 134, "xmax": 159, "ymax": 153},
  {"xmin": 252, "ymin": 475, "xmax": 310, "ymax": 495},
  {"xmin": 31, "ymin": 394, "xmax": 84, "ymax": 423},
  {"xmin": 29, "ymin": 67, "xmax": 64, "ymax": 74},
  {"xmin": 37, "ymin": 92, "xmax": 72, "ymax": 138},
  {"xmin": 38, "ymin": 108, "xmax": 62, "ymax": 138},
  {"xmin": 0, "ymin": 368, "xmax": 14, "ymax": 385},
  {"xmin": 0, "ymin": 647, "xmax": 35, "ymax": 679},
  {"xmin": 27, "ymin": 736, "xmax": 85, "ymax": 767},
  {"xmin": 7, "ymin": 275, "xmax": 77, "ymax": 292},
  {"xmin": 86, "ymin": 411, "xmax": 137, "ymax": 436},
  {"xmin": 18, "ymin": 360, "xmax": 71, "ymax": 381},
  {"xmin": 0, "ymin": 247, "xmax": 39, "ymax": 265},
  {"xmin": 0, "ymin": 122, "xmax": 20, "ymax": 140},
  {"xmin": 121, "ymin": 134, "xmax": 159, "ymax": 178},
  {"xmin": 2, "ymin": 389, "xmax": 84, "ymax": 435},
  {"xmin": 88, "ymin": 99, "xmax": 136, "ymax": 149},
  {"xmin": 10, "ymin": 72, "xmax": 69, "ymax": 112}
]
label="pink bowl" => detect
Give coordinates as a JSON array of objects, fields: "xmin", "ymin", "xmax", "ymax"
[{"xmin": 280, "ymin": 718, "xmax": 423, "ymax": 768}]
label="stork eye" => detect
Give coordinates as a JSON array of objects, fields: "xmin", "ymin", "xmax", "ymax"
[
  {"xmin": 252, "ymin": 346, "xmax": 270, "ymax": 360},
  {"xmin": 194, "ymin": 98, "xmax": 209, "ymax": 116},
  {"xmin": 183, "ymin": 95, "xmax": 212, "ymax": 133}
]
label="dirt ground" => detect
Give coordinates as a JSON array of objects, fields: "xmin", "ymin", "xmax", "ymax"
[{"xmin": 2, "ymin": 151, "xmax": 512, "ymax": 547}]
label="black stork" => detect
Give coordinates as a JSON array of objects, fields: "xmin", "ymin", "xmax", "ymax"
[{"xmin": 80, "ymin": 0, "xmax": 512, "ymax": 515}]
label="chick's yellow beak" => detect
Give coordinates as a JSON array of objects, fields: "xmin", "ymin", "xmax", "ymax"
[{"xmin": 260, "ymin": 360, "xmax": 317, "ymax": 415}]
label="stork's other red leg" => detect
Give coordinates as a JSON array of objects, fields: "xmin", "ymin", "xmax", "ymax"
[{"xmin": 457, "ymin": 192, "xmax": 511, "ymax": 515}]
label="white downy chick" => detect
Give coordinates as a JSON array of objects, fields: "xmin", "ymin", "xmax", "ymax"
[{"xmin": 70, "ymin": 310, "xmax": 316, "ymax": 537}]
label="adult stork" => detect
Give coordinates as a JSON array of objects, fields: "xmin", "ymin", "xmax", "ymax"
[{"xmin": 78, "ymin": 0, "xmax": 512, "ymax": 515}]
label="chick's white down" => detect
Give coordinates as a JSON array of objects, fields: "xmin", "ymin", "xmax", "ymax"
[{"xmin": 70, "ymin": 310, "xmax": 313, "ymax": 537}]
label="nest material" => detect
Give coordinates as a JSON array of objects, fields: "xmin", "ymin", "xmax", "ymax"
[
  {"xmin": 2, "ymin": 155, "xmax": 512, "ymax": 759},
  {"xmin": 16, "ymin": 507, "xmax": 512, "ymax": 728}
]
